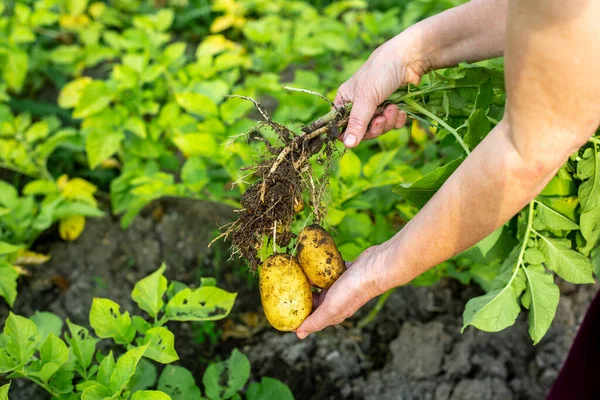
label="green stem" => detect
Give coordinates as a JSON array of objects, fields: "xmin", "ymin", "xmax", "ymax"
[
  {"xmin": 390, "ymin": 84, "xmax": 480, "ymax": 103},
  {"xmin": 588, "ymin": 137, "xmax": 600, "ymax": 146},
  {"xmin": 402, "ymin": 99, "xmax": 470, "ymax": 155},
  {"xmin": 357, "ymin": 288, "xmax": 396, "ymax": 329}
]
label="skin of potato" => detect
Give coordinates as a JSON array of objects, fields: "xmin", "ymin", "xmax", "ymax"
[
  {"xmin": 297, "ymin": 225, "xmax": 345, "ymax": 289},
  {"xmin": 259, "ymin": 254, "xmax": 312, "ymax": 331}
]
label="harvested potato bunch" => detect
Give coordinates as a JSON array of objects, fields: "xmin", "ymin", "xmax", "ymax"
[
  {"xmin": 259, "ymin": 254, "xmax": 312, "ymax": 331},
  {"xmin": 297, "ymin": 225, "xmax": 345, "ymax": 289}
]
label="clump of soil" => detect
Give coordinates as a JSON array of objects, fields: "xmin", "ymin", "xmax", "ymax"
[{"xmin": 215, "ymin": 95, "xmax": 350, "ymax": 270}]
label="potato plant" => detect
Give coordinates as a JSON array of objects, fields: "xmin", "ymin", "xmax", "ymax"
[{"xmin": 0, "ymin": 264, "xmax": 293, "ymax": 400}]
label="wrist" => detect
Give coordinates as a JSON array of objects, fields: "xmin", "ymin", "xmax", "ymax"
[
  {"xmin": 369, "ymin": 234, "xmax": 416, "ymax": 293},
  {"xmin": 392, "ymin": 27, "xmax": 432, "ymax": 85}
]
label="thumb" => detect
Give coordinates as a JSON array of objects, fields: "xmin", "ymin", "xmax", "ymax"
[
  {"xmin": 343, "ymin": 97, "xmax": 377, "ymax": 148},
  {"xmin": 296, "ymin": 303, "xmax": 332, "ymax": 339}
]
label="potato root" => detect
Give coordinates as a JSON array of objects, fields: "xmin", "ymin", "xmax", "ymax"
[
  {"xmin": 297, "ymin": 225, "xmax": 345, "ymax": 289},
  {"xmin": 259, "ymin": 254, "xmax": 312, "ymax": 331}
]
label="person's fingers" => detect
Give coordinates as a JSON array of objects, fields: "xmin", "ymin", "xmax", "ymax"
[
  {"xmin": 296, "ymin": 302, "xmax": 334, "ymax": 339},
  {"xmin": 367, "ymin": 115, "xmax": 385, "ymax": 138},
  {"xmin": 395, "ymin": 110, "xmax": 408, "ymax": 128},
  {"xmin": 382, "ymin": 105, "xmax": 399, "ymax": 133},
  {"xmin": 342, "ymin": 96, "xmax": 377, "ymax": 148},
  {"xmin": 312, "ymin": 289, "xmax": 327, "ymax": 309}
]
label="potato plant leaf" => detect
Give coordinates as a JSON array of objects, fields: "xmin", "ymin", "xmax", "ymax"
[
  {"xmin": 158, "ymin": 365, "xmax": 202, "ymax": 400},
  {"xmin": 247, "ymin": 377, "xmax": 294, "ymax": 400},
  {"xmin": 132, "ymin": 264, "xmax": 168, "ymax": 319},
  {"xmin": 89, "ymin": 298, "xmax": 136, "ymax": 345},
  {"xmin": 142, "ymin": 327, "xmax": 179, "ymax": 364},
  {"xmin": 0, "ymin": 261, "xmax": 18, "ymax": 307},
  {"xmin": 394, "ymin": 157, "xmax": 464, "ymax": 208},
  {"xmin": 165, "ymin": 287, "xmax": 236, "ymax": 322},
  {"xmin": 203, "ymin": 349, "xmax": 250, "ymax": 400},
  {"xmin": 578, "ymin": 145, "xmax": 600, "ymax": 254},
  {"xmin": 131, "ymin": 391, "xmax": 172, "ymax": 400},
  {"xmin": 535, "ymin": 201, "xmax": 579, "ymax": 231},
  {"xmin": 522, "ymin": 265, "xmax": 560, "ymax": 345},
  {"xmin": 4, "ymin": 312, "xmax": 39, "ymax": 365},
  {"xmin": 0, "ymin": 383, "xmax": 9, "ymax": 400},
  {"xmin": 537, "ymin": 235, "xmax": 594, "ymax": 284},
  {"xmin": 65, "ymin": 320, "xmax": 98, "ymax": 376},
  {"xmin": 109, "ymin": 344, "xmax": 150, "ymax": 394}
]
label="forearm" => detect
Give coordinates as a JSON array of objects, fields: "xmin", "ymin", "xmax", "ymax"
[
  {"xmin": 401, "ymin": 0, "xmax": 507, "ymax": 74},
  {"xmin": 375, "ymin": 0, "xmax": 600, "ymax": 292}
]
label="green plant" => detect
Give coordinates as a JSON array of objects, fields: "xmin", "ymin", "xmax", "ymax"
[{"xmin": 0, "ymin": 264, "xmax": 293, "ymax": 399}]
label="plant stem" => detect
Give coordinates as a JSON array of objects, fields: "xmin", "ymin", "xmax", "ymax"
[
  {"xmin": 357, "ymin": 288, "xmax": 395, "ymax": 329},
  {"xmin": 588, "ymin": 137, "xmax": 600, "ymax": 146},
  {"xmin": 402, "ymin": 99, "xmax": 471, "ymax": 155}
]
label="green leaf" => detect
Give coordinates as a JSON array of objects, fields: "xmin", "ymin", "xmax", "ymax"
[
  {"xmin": 4, "ymin": 312, "xmax": 39, "ymax": 365},
  {"xmin": 65, "ymin": 320, "xmax": 98, "ymax": 376},
  {"xmin": 247, "ymin": 377, "xmax": 294, "ymax": 400},
  {"xmin": 363, "ymin": 150, "xmax": 397, "ymax": 179},
  {"xmin": 578, "ymin": 145, "xmax": 600, "ymax": 253},
  {"xmin": 522, "ymin": 265, "xmax": 560, "ymax": 345},
  {"xmin": 142, "ymin": 327, "xmax": 179, "ymax": 364},
  {"xmin": 181, "ymin": 157, "xmax": 209, "ymax": 192},
  {"xmin": 158, "ymin": 365, "xmax": 202, "ymax": 400},
  {"xmin": 81, "ymin": 382, "xmax": 112, "ymax": 400},
  {"xmin": 73, "ymin": 81, "xmax": 115, "ymax": 119},
  {"xmin": 464, "ymin": 109, "xmax": 490, "ymax": 149},
  {"xmin": 125, "ymin": 117, "xmax": 147, "ymax": 139},
  {"xmin": 0, "ymin": 182, "xmax": 18, "ymax": 208},
  {"xmin": 29, "ymin": 333, "xmax": 69, "ymax": 383},
  {"xmin": 203, "ymin": 349, "xmax": 250, "ymax": 400},
  {"xmin": 131, "ymin": 391, "xmax": 172, "ymax": 400},
  {"xmin": 474, "ymin": 81, "xmax": 494, "ymax": 110},
  {"xmin": 463, "ymin": 269, "xmax": 525, "ymax": 333},
  {"xmin": 109, "ymin": 344, "xmax": 150, "ymax": 394},
  {"xmin": 535, "ymin": 201, "xmax": 579, "ymax": 231},
  {"xmin": 173, "ymin": 133, "xmax": 217, "ymax": 158},
  {"xmin": 339, "ymin": 150, "xmax": 361, "ymax": 184},
  {"xmin": 394, "ymin": 158, "xmax": 464, "ymax": 208},
  {"xmin": 31, "ymin": 312, "xmax": 63, "ymax": 345},
  {"xmin": 0, "ymin": 383, "xmax": 10, "ymax": 400},
  {"xmin": 23, "ymin": 180, "xmax": 58, "ymax": 196},
  {"xmin": 524, "ymin": 248, "xmax": 545, "ymax": 265},
  {"xmin": 3, "ymin": 49, "xmax": 28, "ymax": 93},
  {"xmin": 0, "ymin": 242, "xmax": 20, "ymax": 256},
  {"xmin": 86, "ymin": 129, "xmax": 125, "ymax": 169},
  {"xmin": 474, "ymin": 226, "xmax": 503, "ymax": 258},
  {"xmin": 129, "ymin": 358, "xmax": 158, "ymax": 392},
  {"xmin": 89, "ymin": 298, "xmax": 136, "ymax": 345},
  {"xmin": 132, "ymin": 264, "xmax": 168, "ymax": 319},
  {"xmin": 165, "ymin": 286, "xmax": 236, "ymax": 322},
  {"xmin": 537, "ymin": 236, "xmax": 594, "ymax": 284},
  {"xmin": 0, "ymin": 261, "xmax": 18, "ymax": 307},
  {"xmin": 97, "ymin": 351, "xmax": 115, "ymax": 388},
  {"xmin": 175, "ymin": 93, "xmax": 218, "ymax": 118}
]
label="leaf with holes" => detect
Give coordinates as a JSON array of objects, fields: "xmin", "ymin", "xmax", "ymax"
[
  {"xmin": 89, "ymin": 298, "xmax": 136, "ymax": 345},
  {"xmin": 142, "ymin": 327, "xmax": 179, "ymax": 364},
  {"xmin": 132, "ymin": 264, "xmax": 168, "ymax": 319},
  {"xmin": 203, "ymin": 349, "xmax": 250, "ymax": 400},
  {"xmin": 165, "ymin": 287, "xmax": 236, "ymax": 322}
]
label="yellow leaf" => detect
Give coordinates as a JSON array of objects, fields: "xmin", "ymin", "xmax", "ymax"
[
  {"xmin": 100, "ymin": 158, "xmax": 122, "ymax": 169},
  {"xmin": 88, "ymin": 2, "xmax": 106, "ymax": 19},
  {"xmin": 196, "ymin": 35, "xmax": 239, "ymax": 58},
  {"xmin": 58, "ymin": 77, "xmax": 93, "ymax": 109},
  {"xmin": 13, "ymin": 265, "xmax": 31, "ymax": 276},
  {"xmin": 59, "ymin": 215, "xmax": 86, "ymax": 241},
  {"xmin": 59, "ymin": 14, "xmax": 90, "ymax": 30},
  {"xmin": 57, "ymin": 174, "xmax": 69, "ymax": 190},
  {"xmin": 233, "ymin": 16, "xmax": 246, "ymax": 29},
  {"xmin": 59, "ymin": 177, "xmax": 98, "ymax": 206},
  {"xmin": 14, "ymin": 250, "xmax": 51, "ymax": 266},
  {"xmin": 210, "ymin": 15, "xmax": 235, "ymax": 33},
  {"xmin": 410, "ymin": 119, "xmax": 428, "ymax": 145}
]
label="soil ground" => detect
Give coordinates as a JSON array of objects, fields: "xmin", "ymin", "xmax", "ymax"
[{"xmin": 1, "ymin": 197, "xmax": 596, "ymax": 400}]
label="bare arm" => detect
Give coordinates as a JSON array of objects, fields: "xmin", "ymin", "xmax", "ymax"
[{"xmin": 297, "ymin": 0, "xmax": 600, "ymax": 338}]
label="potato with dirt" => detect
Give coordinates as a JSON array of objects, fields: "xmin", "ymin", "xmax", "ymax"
[
  {"xmin": 259, "ymin": 254, "xmax": 312, "ymax": 331},
  {"xmin": 297, "ymin": 225, "xmax": 345, "ymax": 289}
]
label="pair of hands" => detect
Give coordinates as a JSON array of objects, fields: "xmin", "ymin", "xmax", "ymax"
[{"xmin": 295, "ymin": 36, "xmax": 426, "ymax": 339}]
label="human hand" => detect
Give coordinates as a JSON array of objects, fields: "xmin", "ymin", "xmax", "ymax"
[
  {"xmin": 336, "ymin": 34, "xmax": 428, "ymax": 148},
  {"xmin": 296, "ymin": 245, "xmax": 392, "ymax": 339}
]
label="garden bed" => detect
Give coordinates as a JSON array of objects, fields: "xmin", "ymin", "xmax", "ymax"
[{"xmin": 2, "ymin": 198, "xmax": 596, "ymax": 400}]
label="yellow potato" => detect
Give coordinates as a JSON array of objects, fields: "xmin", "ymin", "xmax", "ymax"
[
  {"xmin": 259, "ymin": 254, "xmax": 312, "ymax": 331},
  {"xmin": 297, "ymin": 225, "xmax": 345, "ymax": 289}
]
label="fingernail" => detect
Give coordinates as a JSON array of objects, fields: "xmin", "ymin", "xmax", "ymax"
[
  {"xmin": 344, "ymin": 134, "xmax": 357, "ymax": 147},
  {"xmin": 297, "ymin": 331, "xmax": 309, "ymax": 340}
]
